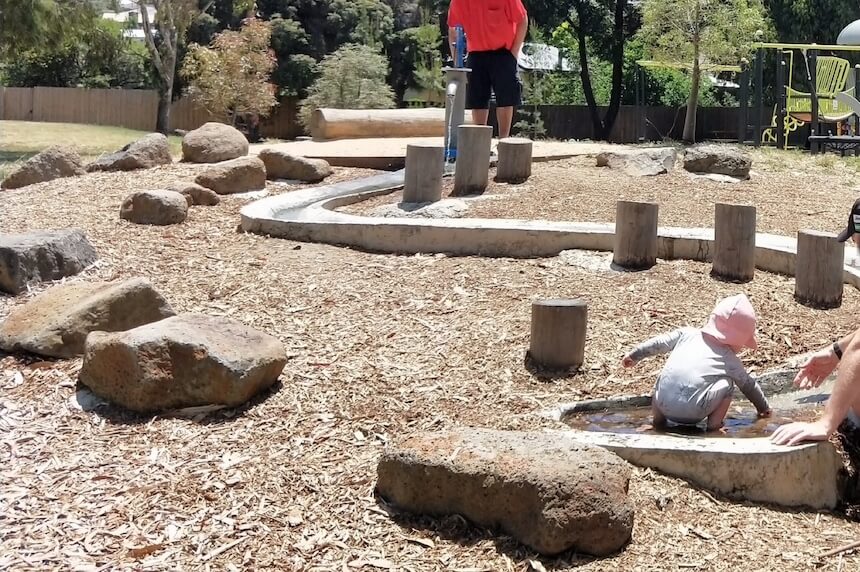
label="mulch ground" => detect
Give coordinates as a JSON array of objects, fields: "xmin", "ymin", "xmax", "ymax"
[{"xmin": 3, "ymin": 155, "xmax": 860, "ymax": 571}]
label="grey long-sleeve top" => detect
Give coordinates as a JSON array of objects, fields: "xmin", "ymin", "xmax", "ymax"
[{"xmin": 628, "ymin": 327, "xmax": 770, "ymax": 413}]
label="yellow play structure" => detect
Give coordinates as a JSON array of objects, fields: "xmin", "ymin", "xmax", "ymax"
[{"xmin": 762, "ymin": 52, "xmax": 856, "ymax": 146}]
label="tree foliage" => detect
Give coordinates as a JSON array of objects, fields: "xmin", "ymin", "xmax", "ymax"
[
  {"xmin": 639, "ymin": 0, "xmax": 765, "ymax": 142},
  {"xmin": 764, "ymin": 0, "xmax": 860, "ymax": 44},
  {"xmin": 182, "ymin": 18, "xmax": 278, "ymax": 122},
  {"xmin": 0, "ymin": 0, "xmax": 94, "ymax": 58},
  {"xmin": 299, "ymin": 43, "xmax": 395, "ymax": 127}
]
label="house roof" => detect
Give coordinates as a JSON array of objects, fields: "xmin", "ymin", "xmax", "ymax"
[{"xmin": 517, "ymin": 43, "xmax": 576, "ymax": 72}]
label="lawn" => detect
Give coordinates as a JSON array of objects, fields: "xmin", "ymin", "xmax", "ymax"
[{"xmin": 0, "ymin": 120, "xmax": 183, "ymax": 179}]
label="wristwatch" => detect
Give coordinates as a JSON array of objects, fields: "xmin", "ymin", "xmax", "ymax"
[{"xmin": 833, "ymin": 341, "xmax": 843, "ymax": 360}]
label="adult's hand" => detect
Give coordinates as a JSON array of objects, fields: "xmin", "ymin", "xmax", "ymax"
[
  {"xmin": 793, "ymin": 348, "xmax": 839, "ymax": 389},
  {"xmin": 770, "ymin": 420, "xmax": 831, "ymax": 446}
]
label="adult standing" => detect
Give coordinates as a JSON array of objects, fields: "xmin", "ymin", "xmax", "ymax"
[
  {"xmin": 447, "ymin": 0, "xmax": 528, "ymax": 140},
  {"xmin": 771, "ymin": 200, "xmax": 860, "ymax": 446}
]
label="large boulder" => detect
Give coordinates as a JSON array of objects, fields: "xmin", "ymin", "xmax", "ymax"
[
  {"xmin": 165, "ymin": 181, "xmax": 220, "ymax": 206},
  {"xmin": 120, "ymin": 190, "xmax": 188, "ymax": 225},
  {"xmin": 0, "ymin": 230, "xmax": 97, "ymax": 295},
  {"xmin": 0, "ymin": 278, "xmax": 175, "ymax": 358},
  {"xmin": 181, "ymin": 122, "xmax": 249, "ymax": 163},
  {"xmin": 195, "ymin": 156, "xmax": 266, "ymax": 195},
  {"xmin": 258, "ymin": 149, "xmax": 332, "ymax": 183},
  {"xmin": 1, "ymin": 146, "xmax": 86, "ymax": 190},
  {"xmin": 683, "ymin": 145, "xmax": 752, "ymax": 179},
  {"xmin": 376, "ymin": 428, "xmax": 634, "ymax": 557},
  {"xmin": 78, "ymin": 314, "xmax": 287, "ymax": 413},
  {"xmin": 86, "ymin": 133, "xmax": 173, "ymax": 172},
  {"xmin": 596, "ymin": 148, "xmax": 677, "ymax": 177}
]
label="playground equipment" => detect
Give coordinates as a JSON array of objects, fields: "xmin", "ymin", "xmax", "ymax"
[{"xmin": 443, "ymin": 26, "xmax": 469, "ymax": 162}]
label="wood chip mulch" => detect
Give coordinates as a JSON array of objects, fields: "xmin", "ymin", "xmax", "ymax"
[{"xmin": 2, "ymin": 157, "xmax": 860, "ymax": 571}]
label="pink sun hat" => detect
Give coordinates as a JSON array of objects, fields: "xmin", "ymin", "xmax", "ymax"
[{"xmin": 700, "ymin": 293, "xmax": 758, "ymax": 350}]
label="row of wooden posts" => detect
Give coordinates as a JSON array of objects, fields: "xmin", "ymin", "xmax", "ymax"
[
  {"xmin": 530, "ymin": 201, "xmax": 847, "ymax": 371},
  {"xmin": 403, "ymin": 124, "xmax": 534, "ymax": 203}
]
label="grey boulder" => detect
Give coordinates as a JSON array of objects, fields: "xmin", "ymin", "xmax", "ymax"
[
  {"xmin": 683, "ymin": 145, "xmax": 752, "ymax": 179},
  {"xmin": 0, "ymin": 230, "xmax": 97, "ymax": 295},
  {"xmin": 258, "ymin": 149, "xmax": 332, "ymax": 183},
  {"xmin": 79, "ymin": 314, "xmax": 287, "ymax": 413},
  {"xmin": 0, "ymin": 277, "xmax": 175, "ymax": 358},
  {"xmin": 165, "ymin": 182, "xmax": 220, "ymax": 206},
  {"xmin": 194, "ymin": 156, "xmax": 266, "ymax": 194},
  {"xmin": 86, "ymin": 133, "xmax": 173, "ymax": 172},
  {"xmin": 120, "ymin": 190, "xmax": 188, "ymax": 225},
  {"xmin": 1, "ymin": 147, "xmax": 86, "ymax": 190},
  {"xmin": 181, "ymin": 122, "xmax": 249, "ymax": 163},
  {"xmin": 596, "ymin": 148, "xmax": 677, "ymax": 176}
]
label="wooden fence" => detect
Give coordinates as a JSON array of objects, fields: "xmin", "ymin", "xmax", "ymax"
[
  {"xmin": 0, "ymin": 86, "xmax": 302, "ymax": 139},
  {"xmin": 0, "ymin": 86, "xmax": 759, "ymax": 143}
]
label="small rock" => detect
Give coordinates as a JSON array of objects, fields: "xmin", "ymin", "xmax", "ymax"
[
  {"xmin": 258, "ymin": 149, "xmax": 332, "ymax": 183},
  {"xmin": 79, "ymin": 314, "xmax": 287, "ymax": 413},
  {"xmin": 596, "ymin": 148, "xmax": 677, "ymax": 177},
  {"xmin": 0, "ymin": 277, "xmax": 175, "ymax": 358},
  {"xmin": 120, "ymin": 190, "xmax": 188, "ymax": 225},
  {"xmin": 371, "ymin": 199, "xmax": 469, "ymax": 219},
  {"xmin": 0, "ymin": 229, "xmax": 97, "ymax": 294},
  {"xmin": 376, "ymin": 428, "xmax": 634, "ymax": 556},
  {"xmin": 683, "ymin": 144, "xmax": 752, "ymax": 179},
  {"xmin": 181, "ymin": 122, "xmax": 249, "ymax": 163},
  {"xmin": 1, "ymin": 147, "xmax": 86, "ymax": 190},
  {"xmin": 166, "ymin": 182, "xmax": 220, "ymax": 206},
  {"xmin": 86, "ymin": 133, "xmax": 172, "ymax": 172},
  {"xmin": 195, "ymin": 156, "xmax": 267, "ymax": 195}
]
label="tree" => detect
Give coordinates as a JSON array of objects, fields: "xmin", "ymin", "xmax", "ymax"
[
  {"xmin": 639, "ymin": 0, "xmax": 766, "ymax": 142},
  {"xmin": 299, "ymin": 43, "xmax": 395, "ymax": 127},
  {"xmin": 764, "ymin": 0, "xmax": 860, "ymax": 44},
  {"xmin": 181, "ymin": 18, "xmax": 278, "ymax": 125},
  {"xmin": 0, "ymin": 0, "xmax": 93, "ymax": 58},
  {"xmin": 140, "ymin": 0, "xmax": 202, "ymax": 133}
]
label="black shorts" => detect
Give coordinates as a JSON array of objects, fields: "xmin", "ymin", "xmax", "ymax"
[{"xmin": 466, "ymin": 48, "xmax": 522, "ymax": 109}]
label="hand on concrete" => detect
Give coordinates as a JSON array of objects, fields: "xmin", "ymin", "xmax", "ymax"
[
  {"xmin": 770, "ymin": 420, "xmax": 831, "ymax": 446},
  {"xmin": 621, "ymin": 355, "xmax": 635, "ymax": 368},
  {"xmin": 793, "ymin": 348, "xmax": 839, "ymax": 389}
]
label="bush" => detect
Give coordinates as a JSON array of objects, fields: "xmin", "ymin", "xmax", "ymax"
[{"xmin": 299, "ymin": 44, "xmax": 395, "ymax": 127}]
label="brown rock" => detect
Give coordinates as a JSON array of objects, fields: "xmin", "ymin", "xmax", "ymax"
[
  {"xmin": 79, "ymin": 314, "xmax": 287, "ymax": 412},
  {"xmin": 2, "ymin": 146, "xmax": 86, "ymax": 190},
  {"xmin": 86, "ymin": 133, "xmax": 173, "ymax": 172},
  {"xmin": 166, "ymin": 182, "xmax": 220, "ymax": 206},
  {"xmin": 258, "ymin": 149, "xmax": 332, "ymax": 183},
  {"xmin": 377, "ymin": 428, "xmax": 634, "ymax": 556},
  {"xmin": 195, "ymin": 156, "xmax": 266, "ymax": 194},
  {"xmin": 120, "ymin": 190, "xmax": 188, "ymax": 225},
  {"xmin": 683, "ymin": 145, "xmax": 752, "ymax": 179},
  {"xmin": 0, "ymin": 278, "xmax": 175, "ymax": 358},
  {"xmin": 181, "ymin": 122, "xmax": 249, "ymax": 163}
]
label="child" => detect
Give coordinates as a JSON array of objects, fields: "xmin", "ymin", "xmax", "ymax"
[{"xmin": 621, "ymin": 293, "xmax": 772, "ymax": 432}]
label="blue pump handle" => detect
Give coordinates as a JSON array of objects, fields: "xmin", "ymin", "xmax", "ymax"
[{"xmin": 455, "ymin": 26, "xmax": 466, "ymax": 68}]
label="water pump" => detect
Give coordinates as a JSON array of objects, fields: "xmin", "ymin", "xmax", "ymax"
[{"xmin": 443, "ymin": 26, "xmax": 469, "ymax": 163}]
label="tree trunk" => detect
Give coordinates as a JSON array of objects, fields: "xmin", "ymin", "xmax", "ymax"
[
  {"xmin": 600, "ymin": 0, "xmax": 628, "ymax": 140},
  {"xmin": 574, "ymin": 11, "xmax": 604, "ymax": 139},
  {"xmin": 683, "ymin": 61, "xmax": 700, "ymax": 143},
  {"xmin": 156, "ymin": 82, "xmax": 172, "ymax": 134}
]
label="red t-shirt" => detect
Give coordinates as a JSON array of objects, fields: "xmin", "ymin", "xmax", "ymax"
[{"xmin": 447, "ymin": 0, "xmax": 527, "ymax": 52}]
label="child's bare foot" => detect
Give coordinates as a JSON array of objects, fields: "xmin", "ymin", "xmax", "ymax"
[{"xmin": 636, "ymin": 424, "xmax": 654, "ymax": 433}]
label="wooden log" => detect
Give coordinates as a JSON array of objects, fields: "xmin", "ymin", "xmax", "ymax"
[
  {"xmin": 310, "ymin": 108, "xmax": 470, "ymax": 140},
  {"xmin": 403, "ymin": 144, "xmax": 444, "ymax": 204},
  {"xmin": 529, "ymin": 299, "xmax": 587, "ymax": 370},
  {"xmin": 495, "ymin": 137, "xmax": 533, "ymax": 183},
  {"xmin": 452, "ymin": 125, "xmax": 493, "ymax": 197},
  {"xmin": 712, "ymin": 203, "xmax": 757, "ymax": 282},
  {"xmin": 795, "ymin": 230, "xmax": 844, "ymax": 309},
  {"xmin": 613, "ymin": 201, "xmax": 658, "ymax": 270}
]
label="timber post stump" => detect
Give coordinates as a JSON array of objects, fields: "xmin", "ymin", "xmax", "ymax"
[
  {"xmin": 712, "ymin": 203, "xmax": 757, "ymax": 282},
  {"xmin": 496, "ymin": 138, "xmax": 533, "ymax": 183},
  {"xmin": 529, "ymin": 299, "xmax": 587, "ymax": 370},
  {"xmin": 613, "ymin": 200, "xmax": 659, "ymax": 270},
  {"xmin": 795, "ymin": 230, "xmax": 844, "ymax": 309},
  {"xmin": 403, "ymin": 143, "xmax": 444, "ymax": 203},
  {"xmin": 452, "ymin": 125, "xmax": 493, "ymax": 196}
]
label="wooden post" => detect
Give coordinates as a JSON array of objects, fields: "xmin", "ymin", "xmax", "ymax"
[
  {"xmin": 495, "ymin": 137, "xmax": 532, "ymax": 183},
  {"xmin": 403, "ymin": 144, "xmax": 444, "ymax": 203},
  {"xmin": 529, "ymin": 299, "xmax": 587, "ymax": 370},
  {"xmin": 795, "ymin": 230, "xmax": 844, "ymax": 309},
  {"xmin": 452, "ymin": 125, "xmax": 493, "ymax": 196},
  {"xmin": 712, "ymin": 203, "xmax": 756, "ymax": 282},
  {"xmin": 613, "ymin": 201, "xmax": 658, "ymax": 270}
]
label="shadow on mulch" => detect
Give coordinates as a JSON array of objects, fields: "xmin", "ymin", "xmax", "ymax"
[
  {"xmin": 75, "ymin": 378, "xmax": 285, "ymax": 426},
  {"xmin": 523, "ymin": 352, "xmax": 585, "ymax": 382},
  {"xmin": 374, "ymin": 493, "xmax": 602, "ymax": 569}
]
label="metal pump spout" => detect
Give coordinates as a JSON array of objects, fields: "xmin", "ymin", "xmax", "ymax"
[{"xmin": 443, "ymin": 26, "xmax": 470, "ymax": 163}]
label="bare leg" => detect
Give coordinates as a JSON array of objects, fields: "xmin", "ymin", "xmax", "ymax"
[
  {"xmin": 652, "ymin": 401, "xmax": 667, "ymax": 430},
  {"xmin": 471, "ymin": 109, "xmax": 490, "ymax": 126},
  {"xmin": 496, "ymin": 106, "xmax": 514, "ymax": 138},
  {"xmin": 707, "ymin": 397, "xmax": 733, "ymax": 431}
]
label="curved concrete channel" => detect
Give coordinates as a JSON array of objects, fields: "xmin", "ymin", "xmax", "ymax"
[{"xmin": 241, "ymin": 170, "xmax": 860, "ymax": 510}]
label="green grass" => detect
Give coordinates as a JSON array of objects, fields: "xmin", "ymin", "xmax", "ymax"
[{"xmin": 0, "ymin": 120, "xmax": 182, "ymax": 179}]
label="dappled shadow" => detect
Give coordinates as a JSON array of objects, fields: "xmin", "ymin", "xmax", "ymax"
[{"xmin": 523, "ymin": 351, "xmax": 584, "ymax": 381}]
